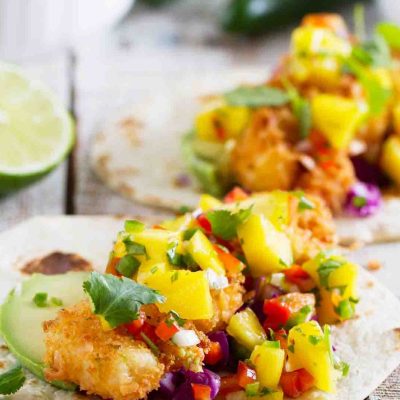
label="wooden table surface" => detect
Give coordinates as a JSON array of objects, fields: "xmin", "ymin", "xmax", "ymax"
[{"xmin": 0, "ymin": 2, "xmax": 399, "ymax": 398}]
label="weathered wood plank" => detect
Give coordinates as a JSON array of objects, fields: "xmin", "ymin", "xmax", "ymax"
[{"xmin": 0, "ymin": 51, "xmax": 70, "ymax": 231}]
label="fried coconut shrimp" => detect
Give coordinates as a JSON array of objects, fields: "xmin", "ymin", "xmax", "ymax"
[
  {"xmin": 297, "ymin": 150, "xmax": 356, "ymax": 213},
  {"xmin": 231, "ymin": 107, "xmax": 300, "ymax": 192},
  {"xmin": 44, "ymin": 300, "xmax": 164, "ymax": 400},
  {"xmin": 287, "ymin": 193, "xmax": 337, "ymax": 262}
]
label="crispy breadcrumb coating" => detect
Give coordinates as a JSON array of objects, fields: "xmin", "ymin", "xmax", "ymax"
[
  {"xmin": 287, "ymin": 194, "xmax": 337, "ymax": 262},
  {"xmin": 43, "ymin": 300, "xmax": 164, "ymax": 400},
  {"xmin": 231, "ymin": 107, "xmax": 300, "ymax": 192}
]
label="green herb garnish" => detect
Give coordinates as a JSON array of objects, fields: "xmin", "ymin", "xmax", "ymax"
[
  {"xmin": 0, "ymin": 365, "xmax": 25, "ymax": 395},
  {"xmin": 140, "ymin": 332, "xmax": 160, "ymax": 355},
  {"xmin": 293, "ymin": 191, "xmax": 314, "ymax": 211},
  {"xmin": 207, "ymin": 206, "xmax": 252, "ymax": 240},
  {"xmin": 170, "ymin": 271, "xmax": 179, "ymax": 283},
  {"xmin": 116, "ymin": 255, "xmax": 140, "ymax": 278},
  {"xmin": 124, "ymin": 220, "xmax": 145, "ymax": 233},
  {"xmin": 353, "ymin": 195, "xmax": 367, "ymax": 208},
  {"xmin": 335, "ymin": 298, "xmax": 357, "ymax": 319},
  {"xmin": 183, "ymin": 228, "xmax": 199, "ymax": 241},
  {"xmin": 317, "ymin": 257, "xmax": 345, "ymax": 288},
  {"xmin": 123, "ymin": 239, "xmax": 148, "ymax": 258},
  {"xmin": 50, "ymin": 297, "xmax": 63, "ymax": 307},
  {"xmin": 167, "ymin": 241, "xmax": 183, "ymax": 266},
  {"xmin": 286, "ymin": 85, "xmax": 312, "ymax": 139},
  {"xmin": 224, "ymin": 86, "xmax": 289, "ymax": 108},
  {"xmin": 83, "ymin": 272, "xmax": 164, "ymax": 329},
  {"xmin": 33, "ymin": 292, "xmax": 48, "ymax": 307},
  {"xmin": 308, "ymin": 335, "xmax": 322, "ymax": 345}
]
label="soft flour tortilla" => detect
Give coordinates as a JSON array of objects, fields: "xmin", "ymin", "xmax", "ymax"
[
  {"xmin": 90, "ymin": 69, "xmax": 400, "ymax": 245},
  {"xmin": 0, "ymin": 216, "xmax": 399, "ymax": 399}
]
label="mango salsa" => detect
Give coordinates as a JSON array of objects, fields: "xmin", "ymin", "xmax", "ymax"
[
  {"xmin": 381, "ymin": 136, "xmax": 400, "ymax": 185},
  {"xmin": 303, "ymin": 252, "xmax": 358, "ymax": 324},
  {"xmin": 227, "ymin": 308, "xmax": 266, "ymax": 350},
  {"xmin": 287, "ymin": 321, "xmax": 336, "ymax": 393},
  {"xmin": 250, "ymin": 341, "xmax": 285, "ymax": 389},
  {"xmin": 225, "ymin": 191, "xmax": 290, "ymax": 230},
  {"xmin": 187, "ymin": 230, "xmax": 226, "ymax": 275},
  {"xmin": 237, "ymin": 214, "xmax": 293, "ymax": 277},
  {"xmin": 198, "ymin": 194, "xmax": 223, "ymax": 211},
  {"xmin": 195, "ymin": 103, "xmax": 250, "ymax": 142},
  {"xmin": 291, "ymin": 26, "xmax": 351, "ymax": 57},
  {"xmin": 145, "ymin": 270, "xmax": 213, "ymax": 320},
  {"xmin": 311, "ymin": 94, "xmax": 365, "ymax": 149},
  {"xmin": 136, "ymin": 262, "xmax": 172, "ymax": 285}
]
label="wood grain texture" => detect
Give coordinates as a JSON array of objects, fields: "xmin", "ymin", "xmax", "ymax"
[{"xmin": 0, "ymin": 51, "xmax": 70, "ymax": 232}]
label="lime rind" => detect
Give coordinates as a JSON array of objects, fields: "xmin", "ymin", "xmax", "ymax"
[{"xmin": 0, "ymin": 63, "xmax": 75, "ymax": 193}]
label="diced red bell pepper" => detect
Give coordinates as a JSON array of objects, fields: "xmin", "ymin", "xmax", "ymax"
[
  {"xmin": 197, "ymin": 214, "xmax": 212, "ymax": 234},
  {"xmin": 263, "ymin": 299, "xmax": 291, "ymax": 331},
  {"xmin": 224, "ymin": 187, "xmax": 249, "ymax": 203},
  {"xmin": 284, "ymin": 265, "xmax": 315, "ymax": 292},
  {"xmin": 218, "ymin": 375, "xmax": 242, "ymax": 396},
  {"xmin": 280, "ymin": 369, "xmax": 315, "ymax": 398},
  {"xmin": 125, "ymin": 311, "xmax": 146, "ymax": 336},
  {"xmin": 192, "ymin": 383, "xmax": 212, "ymax": 400},
  {"xmin": 204, "ymin": 341, "xmax": 223, "ymax": 365},
  {"xmin": 155, "ymin": 320, "xmax": 179, "ymax": 342},
  {"xmin": 214, "ymin": 245, "xmax": 245, "ymax": 274},
  {"xmin": 134, "ymin": 321, "xmax": 158, "ymax": 344},
  {"xmin": 237, "ymin": 361, "xmax": 257, "ymax": 388},
  {"xmin": 105, "ymin": 256, "xmax": 120, "ymax": 276},
  {"xmin": 274, "ymin": 328, "xmax": 288, "ymax": 350}
]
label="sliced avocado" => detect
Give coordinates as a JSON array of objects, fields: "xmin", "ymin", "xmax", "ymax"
[
  {"xmin": 181, "ymin": 131, "xmax": 226, "ymax": 197},
  {"xmin": 0, "ymin": 272, "xmax": 90, "ymax": 390}
]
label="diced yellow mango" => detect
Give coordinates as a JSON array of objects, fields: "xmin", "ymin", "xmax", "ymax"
[
  {"xmin": 136, "ymin": 262, "xmax": 172, "ymax": 285},
  {"xmin": 131, "ymin": 229, "xmax": 182, "ymax": 265},
  {"xmin": 311, "ymin": 94, "xmax": 365, "ymax": 149},
  {"xmin": 237, "ymin": 214, "xmax": 292, "ymax": 277},
  {"xmin": 289, "ymin": 55, "xmax": 342, "ymax": 89},
  {"xmin": 381, "ymin": 136, "xmax": 400, "ymax": 185},
  {"xmin": 302, "ymin": 252, "xmax": 358, "ymax": 324},
  {"xmin": 145, "ymin": 270, "xmax": 213, "ymax": 320},
  {"xmin": 291, "ymin": 26, "xmax": 351, "ymax": 57},
  {"xmin": 198, "ymin": 194, "xmax": 223, "ymax": 211},
  {"xmin": 287, "ymin": 321, "xmax": 336, "ymax": 393},
  {"xmin": 187, "ymin": 230, "xmax": 226, "ymax": 275},
  {"xmin": 160, "ymin": 214, "xmax": 193, "ymax": 232},
  {"xmin": 227, "ymin": 308, "xmax": 266, "ymax": 350},
  {"xmin": 250, "ymin": 342, "xmax": 285, "ymax": 389},
  {"xmin": 196, "ymin": 104, "xmax": 250, "ymax": 142},
  {"xmin": 225, "ymin": 191, "xmax": 290, "ymax": 230}
]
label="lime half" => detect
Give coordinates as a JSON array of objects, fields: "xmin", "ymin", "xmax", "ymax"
[{"xmin": 0, "ymin": 63, "xmax": 74, "ymax": 193}]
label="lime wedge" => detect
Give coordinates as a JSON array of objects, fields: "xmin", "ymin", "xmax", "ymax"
[{"xmin": 0, "ymin": 63, "xmax": 74, "ymax": 193}]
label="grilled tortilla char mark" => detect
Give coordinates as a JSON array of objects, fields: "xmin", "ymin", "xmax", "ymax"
[{"xmin": 21, "ymin": 252, "xmax": 93, "ymax": 275}]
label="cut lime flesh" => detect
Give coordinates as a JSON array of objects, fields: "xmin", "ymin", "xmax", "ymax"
[{"xmin": 0, "ymin": 63, "xmax": 74, "ymax": 192}]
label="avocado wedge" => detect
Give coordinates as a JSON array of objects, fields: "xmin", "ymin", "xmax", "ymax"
[{"xmin": 0, "ymin": 272, "xmax": 90, "ymax": 390}]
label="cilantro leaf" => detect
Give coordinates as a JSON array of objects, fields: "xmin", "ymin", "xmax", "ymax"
[
  {"xmin": 344, "ymin": 57, "xmax": 392, "ymax": 115},
  {"xmin": 207, "ymin": 207, "xmax": 252, "ymax": 240},
  {"xmin": 83, "ymin": 272, "xmax": 165, "ymax": 328},
  {"xmin": 0, "ymin": 365, "xmax": 25, "ymax": 395},
  {"xmin": 376, "ymin": 22, "xmax": 400, "ymax": 51},
  {"xmin": 224, "ymin": 86, "xmax": 289, "ymax": 108},
  {"xmin": 351, "ymin": 35, "xmax": 391, "ymax": 68},
  {"xmin": 317, "ymin": 258, "xmax": 345, "ymax": 288},
  {"xmin": 336, "ymin": 360, "xmax": 350, "ymax": 377},
  {"xmin": 287, "ymin": 86, "xmax": 312, "ymax": 139},
  {"xmin": 116, "ymin": 255, "xmax": 140, "ymax": 278}
]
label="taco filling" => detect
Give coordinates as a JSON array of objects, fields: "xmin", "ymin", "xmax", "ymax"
[
  {"xmin": 0, "ymin": 191, "xmax": 363, "ymax": 399},
  {"xmin": 183, "ymin": 13, "xmax": 400, "ymax": 218}
]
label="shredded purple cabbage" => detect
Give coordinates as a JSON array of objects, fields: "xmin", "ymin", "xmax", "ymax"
[
  {"xmin": 154, "ymin": 368, "xmax": 220, "ymax": 400},
  {"xmin": 344, "ymin": 181, "xmax": 382, "ymax": 217},
  {"xmin": 207, "ymin": 331, "xmax": 229, "ymax": 367}
]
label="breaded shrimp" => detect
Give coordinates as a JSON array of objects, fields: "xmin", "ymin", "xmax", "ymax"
[
  {"xmin": 231, "ymin": 107, "xmax": 300, "ymax": 192},
  {"xmin": 43, "ymin": 300, "xmax": 164, "ymax": 400},
  {"xmin": 286, "ymin": 194, "xmax": 337, "ymax": 262},
  {"xmin": 194, "ymin": 278, "xmax": 245, "ymax": 333}
]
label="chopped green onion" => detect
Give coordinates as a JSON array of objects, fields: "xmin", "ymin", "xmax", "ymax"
[
  {"xmin": 124, "ymin": 220, "xmax": 145, "ymax": 233},
  {"xmin": 116, "ymin": 255, "xmax": 140, "ymax": 277}
]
